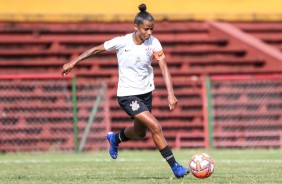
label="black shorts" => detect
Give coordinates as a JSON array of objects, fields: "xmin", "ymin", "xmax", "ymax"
[{"xmin": 118, "ymin": 92, "xmax": 152, "ymax": 119}]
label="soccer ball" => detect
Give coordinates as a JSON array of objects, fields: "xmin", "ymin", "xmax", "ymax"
[{"xmin": 189, "ymin": 153, "xmax": 215, "ymax": 179}]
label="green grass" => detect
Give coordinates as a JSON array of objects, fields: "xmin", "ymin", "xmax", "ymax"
[{"xmin": 1, "ymin": 149, "xmax": 282, "ymax": 184}]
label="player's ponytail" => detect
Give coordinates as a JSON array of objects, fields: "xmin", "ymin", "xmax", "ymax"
[{"xmin": 134, "ymin": 3, "xmax": 154, "ymax": 25}]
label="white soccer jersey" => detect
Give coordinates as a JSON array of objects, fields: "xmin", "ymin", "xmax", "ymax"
[{"xmin": 104, "ymin": 33, "xmax": 165, "ymax": 97}]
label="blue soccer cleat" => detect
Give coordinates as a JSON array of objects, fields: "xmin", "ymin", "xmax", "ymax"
[
  {"xmin": 106, "ymin": 132, "xmax": 119, "ymax": 159},
  {"xmin": 171, "ymin": 162, "xmax": 190, "ymax": 178}
]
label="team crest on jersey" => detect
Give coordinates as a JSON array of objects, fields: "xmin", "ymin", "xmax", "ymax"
[
  {"xmin": 145, "ymin": 47, "xmax": 153, "ymax": 57},
  {"xmin": 130, "ymin": 100, "xmax": 140, "ymax": 111}
]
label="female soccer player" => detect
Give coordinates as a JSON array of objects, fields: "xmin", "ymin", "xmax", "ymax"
[{"xmin": 61, "ymin": 3, "xmax": 189, "ymax": 178}]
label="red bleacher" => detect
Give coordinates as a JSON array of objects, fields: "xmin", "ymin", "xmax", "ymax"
[
  {"xmin": 232, "ymin": 22, "xmax": 282, "ymax": 52},
  {"xmin": 0, "ymin": 21, "xmax": 282, "ymax": 151}
]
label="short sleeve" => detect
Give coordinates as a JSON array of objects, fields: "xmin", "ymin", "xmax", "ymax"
[
  {"xmin": 152, "ymin": 38, "xmax": 165, "ymax": 61},
  {"xmin": 104, "ymin": 36, "xmax": 125, "ymax": 51}
]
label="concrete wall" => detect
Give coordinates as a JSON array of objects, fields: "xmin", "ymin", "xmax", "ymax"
[{"xmin": 1, "ymin": 0, "xmax": 282, "ymax": 22}]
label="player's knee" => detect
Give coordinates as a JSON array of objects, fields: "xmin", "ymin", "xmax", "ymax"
[{"xmin": 149, "ymin": 123, "xmax": 163, "ymax": 135}]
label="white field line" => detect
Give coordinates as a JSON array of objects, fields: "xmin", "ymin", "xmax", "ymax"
[{"xmin": 0, "ymin": 158, "xmax": 282, "ymax": 164}]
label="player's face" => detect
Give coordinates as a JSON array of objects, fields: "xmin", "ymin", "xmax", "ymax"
[{"xmin": 135, "ymin": 20, "xmax": 154, "ymax": 41}]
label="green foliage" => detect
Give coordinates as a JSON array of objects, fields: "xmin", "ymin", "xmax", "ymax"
[{"xmin": 0, "ymin": 149, "xmax": 282, "ymax": 184}]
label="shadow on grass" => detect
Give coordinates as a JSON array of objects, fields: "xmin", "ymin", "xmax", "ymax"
[{"xmin": 112, "ymin": 176, "xmax": 167, "ymax": 180}]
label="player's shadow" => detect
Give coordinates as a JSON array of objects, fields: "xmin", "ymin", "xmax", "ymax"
[{"xmin": 113, "ymin": 176, "xmax": 165, "ymax": 180}]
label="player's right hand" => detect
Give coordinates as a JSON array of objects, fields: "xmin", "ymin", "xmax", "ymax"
[
  {"xmin": 168, "ymin": 94, "xmax": 178, "ymax": 111},
  {"xmin": 61, "ymin": 63, "xmax": 74, "ymax": 76}
]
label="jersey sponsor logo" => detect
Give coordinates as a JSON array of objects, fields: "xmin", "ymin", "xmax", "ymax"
[
  {"xmin": 130, "ymin": 100, "xmax": 140, "ymax": 111},
  {"xmin": 125, "ymin": 49, "xmax": 131, "ymax": 52}
]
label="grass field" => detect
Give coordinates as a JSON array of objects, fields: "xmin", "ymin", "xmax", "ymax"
[{"xmin": 1, "ymin": 149, "xmax": 282, "ymax": 184}]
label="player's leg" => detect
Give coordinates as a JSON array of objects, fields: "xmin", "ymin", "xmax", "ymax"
[
  {"xmin": 106, "ymin": 92, "xmax": 189, "ymax": 178},
  {"xmin": 134, "ymin": 111, "xmax": 189, "ymax": 178},
  {"xmin": 107, "ymin": 93, "xmax": 150, "ymax": 157},
  {"xmin": 106, "ymin": 119, "xmax": 147, "ymax": 159},
  {"xmin": 106, "ymin": 104, "xmax": 149, "ymax": 159},
  {"xmin": 124, "ymin": 118, "xmax": 147, "ymax": 140},
  {"xmin": 135, "ymin": 111, "xmax": 167, "ymax": 149}
]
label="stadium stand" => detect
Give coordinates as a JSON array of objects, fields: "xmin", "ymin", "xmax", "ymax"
[
  {"xmin": 232, "ymin": 22, "xmax": 282, "ymax": 52},
  {"xmin": 0, "ymin": 20, "xmax": 282, "ymax": 151},
  {"xmin": 0, "ymin": 0, "xmax": 282, "ymax": 153}
]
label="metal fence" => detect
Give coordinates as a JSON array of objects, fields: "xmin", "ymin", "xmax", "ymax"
[
  {"xmin": 0, "ymin": 74, "xmax": 109, "ymax": 152},
  {"xmin": 1, "ymin": 73, "xmax": 282, "ymax": 152},
  {"xmin": 207, "ymin": 74, "xmax": 282, "ymax": 149}
]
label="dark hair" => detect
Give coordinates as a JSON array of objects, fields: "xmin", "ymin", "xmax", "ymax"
[{"xmin": 134, "ymin": 4, "xmax": 154, "ymax": 25}]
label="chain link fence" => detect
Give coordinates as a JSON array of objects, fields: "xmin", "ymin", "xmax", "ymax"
[
  {"xmin": 209, "ymin": 75, "xmax": 282, "ymax": 148},
  {"xmin": 0, "ymin": 74, "xmax": 109, "ymax": 152},
  {"xmin": 2, "ymin": 73, "xmax": 282, "ymax": 152}
]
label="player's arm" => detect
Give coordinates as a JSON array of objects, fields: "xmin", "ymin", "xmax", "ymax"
[
  {"xmin": 155, "ymin": 51, "xmax": 178, "ymax": 111},
  {"xmin": 61, "ymin": 44, "xmax": 106, "ymax": 76}
]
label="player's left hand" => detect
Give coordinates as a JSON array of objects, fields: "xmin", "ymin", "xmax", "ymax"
[{"xmin": 168, "ymin": 95, "xmax": 178, "ymax": 110}]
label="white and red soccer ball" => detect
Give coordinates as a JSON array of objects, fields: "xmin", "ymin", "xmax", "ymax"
[{"xmin": 189, "ymin": 153, "xmax": 215, "ymax": 179}]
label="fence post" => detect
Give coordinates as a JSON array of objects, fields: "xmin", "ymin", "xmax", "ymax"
[
  {"xmin": 204, "ymin": 76, "xmax": 214, "ymax": 149},
  {"xmin": 72, "ymin": 75, "xmax": 79, "ymax": 153},
  {"xmin": 79, "ymin": 86, "xmax": 105, "ymax": 152}
]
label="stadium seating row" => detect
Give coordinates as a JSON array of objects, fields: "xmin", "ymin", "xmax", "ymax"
[{"xmin": 1, "ymin": 21, "xmax": 282, "ymax": 151}]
